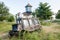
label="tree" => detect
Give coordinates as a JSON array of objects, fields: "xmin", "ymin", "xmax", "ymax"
[
  {"xmin": 7, "ymin": 15, "xmax": 14, "ymax": 22},
  {"xmin": 32, "ymin": 9, "xmax": 38, "ymax": 17},
  {"xmin": 0, "ymin": 2, "xmax": 9, "ymax": 21},
  {"xmin": 56, "ymin": 10, "xmax": 60, "ymax": 19},
  {"xmin": 32, "ymin": 2, "xmax": 53, "ymax": 20}
]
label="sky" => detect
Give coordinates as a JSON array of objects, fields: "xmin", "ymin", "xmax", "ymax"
[{"xmin": 0, "ymin": 0, "xmax": 60, "ymax": 15}]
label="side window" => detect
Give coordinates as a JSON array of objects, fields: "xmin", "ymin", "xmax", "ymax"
[
  {"xmin": 34, "ymin": 19, "xmax": 39, "ymax": 24},
  {"xmin": 29, "ymin": 19, "xmax": 34, "ymax": 26},
  {"xmin": 23, "ymin": 20, "xmax": 29, "ymax": 28}
]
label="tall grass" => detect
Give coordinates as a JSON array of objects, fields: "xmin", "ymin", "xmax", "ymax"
[
  {"xmin": 0, "ymin": 22, "xmax": 60, "ymax": 40},
  {"xmin": 0, "ymin": 22, "xmax": 15, "ymax": 33},
  {"xmin": 9, "ymin": 30, "xmax": 60, "ymax": 40},
  {"xmin": 40, "ymin": 21, "xmax": 52, "ymax": 26},
  {"xmin": 0, "ymin": 29, "xmax": 60, "ymax": 40}
]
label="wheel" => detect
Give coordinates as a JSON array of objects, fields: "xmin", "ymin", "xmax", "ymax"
[
  {"xmin": 9, "ymin": 30, "xmax": 19, "ymax": 37},
  {"xmin": 9, "ymin": 30, "xmax": 14, "ymax": 37}
]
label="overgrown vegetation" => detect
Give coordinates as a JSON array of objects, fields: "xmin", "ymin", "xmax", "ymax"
[
  {"xmin": 40, "ymin": 21, "xmax": 52, "ymax": 26},
  {"xmin": 0, "ymin": 30, "xmax": 60, "ymax": 40},
  {"xmin": 0, "ymin": 1, "xmax": 60, "ymax": 40},
  {"xmin": 0, "ymin": 21, "xmax": 60, "ymax": 40},
  {"xmin": 0, "ymin": 22, "xmax": 15, "ymax": 33},
  {"xmin": 56, "ymin": 10, "xmax": 60, "ymax": 19},
  {"xmin": 52, "ymin": 20, "xmax": 60, "ymax": 29},
  {"xmin": 7, "ymin": 15, "xmax": 15, "ymax": 22},
  {"xmin": 32, "ymin": 2, "xmax": 53, "ymax": 20},
  {"xmin": 0, "ymin": 2, "xmax": 14, "ymax": 22}
]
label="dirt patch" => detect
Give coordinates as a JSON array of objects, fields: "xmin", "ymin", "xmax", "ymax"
[{"xmin": 42, "ymin": 25, "xmax": 60, "ymax": 33}]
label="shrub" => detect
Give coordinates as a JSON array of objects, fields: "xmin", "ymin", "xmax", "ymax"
[
  {"xmin": 7, "ymin": 16, "xmax": 14, "ymax": 22},
  {"xmin": 40, "ymin": 21, "xmax": 51, "ymax": 26}
]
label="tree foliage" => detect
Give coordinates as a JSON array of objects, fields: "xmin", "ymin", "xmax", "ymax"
[
  {"xmin": 7, "ymin": 15, "xmax": 14, "ymax": 22},
  {"xmin": 0, "ymin": 2, "xmax": 9, "ymax": 21},
  {"xmin": 0, "ymin": 2, "xmax": 14, "ymax": 22},
  {"xmin": 56, "ymin": 10, "xmax": 60, "ymax": 19},
  {"xmin": 32, "ymin": 2, "xmax": 53, "ymax": 20}
]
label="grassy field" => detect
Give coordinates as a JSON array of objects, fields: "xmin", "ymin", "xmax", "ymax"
[
  {"xmin": 0, "ymin": 29, "xmax": 60, "ymax": 40},
  {"xmin": 0, "ymin": 21, "xmax": 60, "ymax": 40},
  {"xmin": 0, "ymin": 22, "xmax": 15, "ymax": 34}
]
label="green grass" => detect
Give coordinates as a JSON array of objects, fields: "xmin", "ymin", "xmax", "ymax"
[
  {"xmin": 40, "ymin": 21, "xmax": 52, "ymax": 26},
  {"xmin": 23, "ymin": 31, "xmax": 60, "ymax": 40},
  {"xmin": 4, "ymin": 30, "xmax": 60, "ymax": 40},
  {"xmin": 52, "ymin": 20, "xmax": 60, "ymax": 29},
  {"xmin": 0, "ymin": 22, "xmax": 15, "ymax": 33},
  {"xmin": 0, "ymin": 21, "xmax": 60, "ymax": 40},
  {"xmin": 54, "ymin": 25, "xmax": 60, "ymax": 29},
  {"xmin": 52, "ymin": 19, "xmax": 60, "ymax": 24},
  {"xmin": 52, "ymin": 19, "xmax": 60, "ymax": 22}
]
